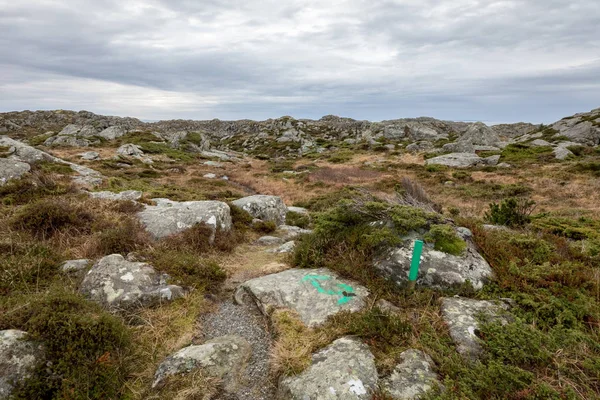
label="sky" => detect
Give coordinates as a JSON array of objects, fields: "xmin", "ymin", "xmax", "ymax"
[{"xmin": 0, "ymin": 0, "xmax": 599, "ymax": 124}]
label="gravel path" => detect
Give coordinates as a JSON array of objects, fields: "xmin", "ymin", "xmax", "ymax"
[{"xmin": 200, "ymin": 300, "xmax": 276, "ymax": 400}]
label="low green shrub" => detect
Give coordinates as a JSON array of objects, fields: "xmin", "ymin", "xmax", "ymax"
[
  {"xmin": 252, "ymin": 220, "xmax": 277, "ymax": 234},
  {"xmin": 423, "ymin": 224, "xmax": 467, "ymax": 255},
  {"xmin": 0, "ymin": 174, "xmax": 75, "ymax": 205},
  {"xmin": 484, "ymin": 197, "xmax": 536, "ymax": 227},
  {"xmin": 0, "ymin": 242, "xmax": 61, "ymax": 295},
  {"xmin": 286, "ymin": 211, "xmax": 310, "ymax": 229},
  {"xmin": 94, "ymin": 217, "xmax": 150, "ymax": 255},
  {"xmin": 148, "ymin": 250, "xmax": 226, "ymax": 290}
]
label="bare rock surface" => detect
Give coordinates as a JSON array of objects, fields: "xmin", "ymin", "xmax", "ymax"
[
  {"xmin": 89, "ymin": 190, "xmax": 143, "ymax": 201},
  {"xmin": 277, "ymin": 336, "xmax": 377, "ymax": 400},
  {"xmin": 0, "ymin": 159, "xmax": 30, "ymax": 186},
  {"xmin": 80, "ymin": 254, "xmax": 184, "ymax": 309},
  {"xmin": 0, "ymin": 330, "xmax": 45, "ymax": 400},
  {"xmin": 440, "ymin": 297, "xmax": 511, "ymax": 360},
  {"xmin": 235, "ymin": 268, "xmax": 369, "ymax": 327},
  {"xmin": 425, "ymin": 153, "xmax": 484, "ymax": 168},
  {"xmin": 382, "ymin": 349, "xmax": 443, "ymax": 399},
  {"xmin": 137, "ymin": 199, "xmax": 232, "ymax": 239},
  {"xmin": 60, "ymin": 259, "xmax": 91, "ymax": 273},
  {"xmin": 232, "ymin": 195, "xmax": 287, "ymax": 225}
]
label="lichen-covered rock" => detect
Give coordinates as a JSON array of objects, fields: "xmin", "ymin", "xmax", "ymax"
[
  {"xmin": 234, "ymin": 268, "xmax": 369, "ymax": 327},
  {"xmin": 232, "ymin": 195, "xmax": 287, "ymax": 225},
  {"xmin": 277, "ymin": 337, "xmax": 377, "ymax": 400},
  {"xmin": 440, "ymin": 297, "xmax": 511, "ymax": 360},
  {"xmin": 89, "ymin": 190, "xmax": 143, "ymax": 201},
  {"xmin": 80, "ymin": 254, "xmax": 184, "ymax": 309},
  {"xmin": 0, "ymin": 136, "xmax": 58, "ymax": 164},
  {"xmin": 482, "ymin": 154, "xmax": 500, "ymax": 166},
  {"xmin": 255, "ymin": 236, "xmax": 284, "ymax": 246},
  {"xmin": 406, "ymin": 141, "xmax": 434, "ymax": 153},
  {"xmin": 137, "ymin": 199, "xmax": 231, "ymax": 239},
  {"xmin": 98, "ymin": 126, "xmax": 126, "ymax": 140},
  {"xmin": 287, "ymin": 206, "xmax": 309, "ymax": 215},
  {"xmin": 60, "ymin": 259, "xmax": 91, "ymax": 273},
  {"xmin": 374, "ymin": 231, "xmax": 493, "ymax": 290},
  {"xmin": 267, "ymin": 241, "xmax": 296, "ymax": 254},
  {"xmin": 382, "ymin": 349, "xmax": 443, "ymax": 399},
  {"xmin": 425, "ymin": 153, "xmax": 484, "ymax": 168},
  {"xmin": 0, "ymin": 330, "xmax": 45, "ymax": 400},
  {"xmin": 278, "ymin": 224, "xmax": 313, "ymax": 241},
  {"xmin": 80, "ymin": 151, "xmax": 100, "ymax": 160},
  {"xmin": 116, "ymin": 143, "xmax": 144, "ymax": 157},
  {"xmin": 68, "ymin": 163, "xmax": 104, "ymax": 186},
  {"xmin": 552, "ymin": 109, "xmax": 600, "ymax": 146},
  {"xmin": 153, "ymin": 335, "xmax": 251, "ymax": 391},
  {"xmin": 0, "ymin": 159, "xmax": 30, "ymax": 186}
]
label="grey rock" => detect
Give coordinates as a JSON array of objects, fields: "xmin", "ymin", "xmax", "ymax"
[
  {"xmin": 89, "ymin": 190, "xmax": 143, "ymax": 201},
  {"xmin": 374, "ymin": 234, "xmax": 493, "ymax": 290},
  {"xmin": 552, "ymin": 110, "xmax": 600, "ymax": 146},
  {"xmin": 287, "ymin": 206, "xmax": 309, "ymax": 215},
  {"xmin": 553, "ymin": 146, "xmax": 573, "ymax": 160},
  {"xmin": 117, "ymin": 143, "xmax": 144, "ymax": 157},
  {"xmin": 459, "ymin": 122, "xmax": 502, "ymax": 147},
  {"xmin": 60, "ymin": 259, "xmax": 91, "ymax": 273},
  {"xmin": 137, "ymin": 199, "xmax": 232, "ymax": 239},
  {"xmin": 491, "ymin": 123, "xmax": 538, "ymax": 139},
  {"xmin": 232, "ymin": 195, "xmax": 287, "ymax": 225},
  {"xmin": 98, "ymin": 126, "xmax": 126, "ymax": 140},
  {"xmin": 255, "ymin": 236, "xmax": 284, "ymax": 246},
  {"xmin": 375, "ymin": 299, "xmax": 401, "ymax": 314},
  {"xmin": 442, "ymin": 141, "xmax": 475, "ymax": 153},
  {"xmin": 482, "ymin": 154, "xmax": 500, "ymax": 166},
  {"xmin": 45, "ymin": 135, "xmax": 92, "ymax": 147},
  {"xmin": 267, "ymin": 241, "xmax": 296, "ymax": 254},
  {"xmin": 80, "ymin": 151, "xmax": 100, "ymax": 160},
  {"xmin": 203, "ymin": 173, "xmax": 217, "ymax": 179},
  {"xmin": 473, "ymin": 145, "xmax": 501, "ymax": 152},
  {"xmin": 406, "ymin": 141, "xmax": 434, "ymax": 153},
  {"xmin": 0, "ymin": 330, "xmax": 45, "ymax": 400},
  {"xmin": 497, "ymin": 162, "xmax": 512, "ymax": 168},
  {"xmin": 425, "ymin": 153, "xmax": 484, "ymax": 168},
  {"xmin": 278, "ymin": 225, "xmax": 313, "ymax": 241},
  {"xmin": 0, "ymin": 136, "xmax": 57, "ymax": 163},
  {"xmin": 234, "ymin": 268, "xmax": 369, "ymax": 327},
  {"xmin": 80, "ymin": 254, "xmax": 184, "ymax": 309},
  {"xmin": 68, "ymin": 163, "xmax": 104, "ymax": 186},
  {"xmin": 277, "ymin": 337, "xmax": 377, "ymax": 400},
  {"xmin": 382, "ymin": 349, "xmax": 443, "ymax": 400},
  {"xmin": 0, "ymin": 159, "xmax": 30, "ymax": 186},
  {"xmin": 203, "ymin": 160, "xmax": 224, "ymax": 168},
  {"xmin": 440, "ymin": 297, "xmax": 511, "ymax": 360},
  {"xmin": 530, "ymin": 139, "xmax": 552, "ymax": 147},
  {"xmin": 153, "ymin": 335, "xmax": 251, "ymax": 391}
]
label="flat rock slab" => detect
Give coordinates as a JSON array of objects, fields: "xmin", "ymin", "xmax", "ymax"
[
  {"xmin": 0, "ymin": 330, "xmax": 45, "ymax": 400},
  {"xmin": 137, "ymin": 199, "xmax": 232, "ymax": 239},
  {"xmin": 0, "ymin": 159, "xmax": 30, "ymax": 186},
  {"xmin": 425, "ymin": 153, "xmax": 484, "ymax": 168},
  {"xmin": 441, "ymin": 297, "xmax": 511, "ymax": 361},
  {"xmin": 153, "ymin": 335, "xmax": 251, "ymax": 391},
  {"xmin": 80, "ymin": 254, "xmax": 184, "ymax": 309},
  {"xmin": 382, "ymin": 349, "xmax": 443, "ymax": 399},
  {"xmin": 235, "ymin": 268, "xmax": 369, "ymax": 327},
  {"xmin": 267, "ymin": 241, "xmax": 296, "ymax": 254},
  {"xmin": 255, "ymin": 236, "xmax": 284, "ymax": 246},
  {"xmin": 232, "ymin": 195, "xmax": 287, "ymax": 225},
  {"xmin": 278, "ymin": 225, "xmax": 313, "ymax": 241},
  {"xmin": 61, "ymin": 259, "xmax": 91, "ymax": 273},
  {"xmin": 89, "ymin": 190, "xmax": 143, "ymax": 201},
  {"xmin": 277, "ymin": 337, "xmax": 377, "ymax": 400},
  {"xmin": 375, "ymin": 232, "xmax": 493, "ymax": 290}
]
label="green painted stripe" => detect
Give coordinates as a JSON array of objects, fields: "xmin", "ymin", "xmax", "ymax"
[{"xmin": 409, "ymin": 240, "xmax": 424, "ymax": 282}]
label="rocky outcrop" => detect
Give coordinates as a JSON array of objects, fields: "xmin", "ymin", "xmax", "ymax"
[
  {"xmin": 0, "ymin": 159, "xmax": 30, "ymax": 186},
  {"xmin": 425, "ymin": 153, "xmax": 485, "ymax": 168},
  {"xmin": 153, "ymin": 335, "xmax": 251, "ymax": 391},
  {"xmin": 80, "ymin": 254, "xmax": 184, "ymax": 309},
  {"xmin": 267, "ymin": 241, "xmax": 296, "ymax": 254},
  {"xmin": 116, "ymin": 143, "xmax": 144, "ymax": 157},
  {"xmin": 232, "ymin": 195, "xmax": 287, "ymax": 225},
  {"xmin": 234, "ymin": 268, "xmax": 369, "ymax": 327},
  {"xmin": 440, "ymin": 297, "xmax": 511, "ymax": 360},
  {"xmin": 375, "ymin": 229, "xmax": 493, "ymax": 290},
  {"xmin": 89, "ymin": 190, "xmax": 143, "ymax": 201},
  {"xmin": 277, "ymin": 337, "xmax": 378, "ymax": 400},
  {"xmin": 0, "ymin": 330, "xmax": 45, "ymax": 400},
  {"xmin": 552, "ymin": 109, "xmax": 600, "ymax": 146},
  {"xmin": 382, "ymin": 349, "xmax": 444, "ymax": 399},
  {"xmin": 80, "ymin": 151, "xmax": 100, "ymax": 160},
  {"xmin": 137, "ymin": 199, "xmax": 232, "ymax": 239}
]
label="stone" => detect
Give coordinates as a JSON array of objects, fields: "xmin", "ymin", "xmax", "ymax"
[
  {"xmin": 137, "ymin": 199, "xmax": 232, "ymax": 239},
  {"xmin": 203, "ymin": 173, "xmax": 217, "ymax": 179},
  {"xmin": 234, "ymin": 268, "xmax": 369, "ymax": 327},
  {"xmin": 406, "ymin": 141, "xmax": 434, "ymax": 153},
  {"xmin": 203, "ymin": 160, "xmax": 224, "ymax": 168},
  {"xmin": 374, "ymin": 231, "xmax": 493, "ymax": 290},
  {"xmin": 530, "ymin": 139, "xmax": 552, "ymax": 147},
  {"xmin": 45, "ymin": 135, "xmax": 92, "ymax": 147},
  {"xmin": 442, "ymin": 141, "xmax": 475, "ymax": 153},
  {"xmin": 0, "ymin": 159, "xmax": 30, "ymax": 186},
  {"xmin": 152, "ymin": 335, "xmax": 251, "ymax": 391},
  {"xmin": 117, "ymin": 143, "xmax": 144, "ymax": 157},
  {"xmin": 0, "ymin": 136, "xmax": 57, "ymax": 164},
  {"xmin": 278, "ymin": 225, "xmax": 313, "ymax": 241},
  {"xmin": 497, "ymin": 162, "xmax": 512, "ymax": 168},
  {"xmin": 382, "ymin": 349, "xmax": 443, "ymax": 399},
  {"xmin": 553, "ymin": 146, "xmax": 573, "ymax": 160},
  {"xmin": 425, "ymin": 153, "xmax": 484, "ymax": 168},
  {"xmin": 60, "ymin": 259, "xmax": 91, "ymax": 273},
  {"xmin": 80, "ymin": 254, "xmax": 184, "ymax": 309},
  {"xmin": 267, "ymin": 241, "xmax": 295, "ymax": 254},
  {"xmin": 255, "ymin": 236, "xmax": 284, "ymax": 246},
  {"xmin": 98, "ymin": 126, "xmax": 126, "ymax": 140},
  {"xmin": 552, "ymin": 110, "xmax": 600, "ymax": 146},
  {"xmin": 89, "ymin": 190, "xmax": 143, "ymax": 201},
  {"xmin": 0, "ymin": 330, "xmax": 45, "ymax": 400},
  {"xmin": 459, "ymin": 122, "xmax": 501, "ymax": 147},
  {"xmin": 277, "ymin": 337, "xmax": 377, "ymax": 400},
  {"xmin": 482, "ymin": 154, "xmax": 500, "ymax": 166},
  {"xmin": 68, "ymin": 163, "xmax": 104, "ymax": 186},
  {"xmin": 440, "ymin": 297, "xmax": 511, "ymax": 360},
  {"xmin": 80, "ymin": 151, "xmax": 100, "ymax": 160},
  {"xmin": 232, "ymin": 195, "xmax": 287, "ymax": 225},
  {"xmin": 287, "ymin": 206, "xmax": 309, "ymax": 215},
  {"xmin": 375, "ymin": 299, "xmax": 401, "ymax": 314}
]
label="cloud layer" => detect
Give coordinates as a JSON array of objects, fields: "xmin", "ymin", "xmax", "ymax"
[{"xmin": 1, "ymin": 0, "xmax": 599, "ymax": 123}]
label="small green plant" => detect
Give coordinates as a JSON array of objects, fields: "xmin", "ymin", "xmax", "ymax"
[
  {"xmin": 484, "ymin": 198, "xmax": 536, "ymax": 227},
  {"xmin": 286, "ymin": 211, "xmax": 310, "ymax": 229},
  {"xmin": 423, "ymin": 224, "xmax": 467, "ymax": 255},
  {"xmin": 252, "ymin": 220, "xmax": 277, "ymax": 233}
]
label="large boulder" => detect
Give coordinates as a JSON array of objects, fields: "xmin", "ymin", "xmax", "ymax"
[
  {"xmin": 551, "ymin": 109, "xmax": 600, "ymax": 146},
  {"xmin": 440, "ymin": 297, "xmax": 511, "ymax": 360},
  {"xmin": 44, "ymin": 124, "xmax": 99, "ymax": 147},
  {"xmin": 152, "ymin": 335, "xmax": 251, "ymax": 391},
  {"xmin": 425, "ymin": 153, "xmax": 484, "ymax": 168},
  {"xmin": 382, "ymin": 349, "xmax": 443, "ymax": 399},
  {"xmin": 0, "ymin": 159, "xmax": 30, "ymax": 186},
  {"xmin": 80, "ymin": 254, "xmax": 184, "ymax": 309},
  {"xmin": 137, "ymin": 199, "xmax": 232, "ymax": 239},
  {"xmin": 98, "ymin": 126, "xmax": 126, "ymax": 140},
  {"xmin": 0, "ymin": 330, "xmax": 45, "ymax": 400},
  {"xmin": 0, "ymin": 136, "xmax": 57, "ymax": 164},
  {"xmin": 232, "ymin": 195, "xmax": 287, "ymax": 225},
  {"xmin": 116, "ymin": 143, "xmax": 144, "ymax": 157},
  {"xmin": 277, "ymin": 337, "xmax": 378, "ymax": 400},
  {"xmin": 375, "ymin": 229, "xmax": 493, "ymax": 290},
  {"xmin": 234, "ymin": 268, "xmax": 369, "ymax": 327}
]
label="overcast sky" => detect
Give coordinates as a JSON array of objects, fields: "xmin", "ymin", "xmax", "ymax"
[{"xmin": 1, "ymin": 0, "xmax": 599, "ymax": 123}]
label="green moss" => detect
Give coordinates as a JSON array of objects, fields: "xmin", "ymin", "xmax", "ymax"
[
  {"xmin": 423, "ymin": 224, "xmax": 466, "ymax": 255},
  {"xmin": 27, "ymin": 132, "xmax": 55, "ymax": 146},
  {"xmin": 500, "ymin": 143, "xmax": 554, "ymax": 163},
  {"xmin": 36, "ymin": 161, "xmax": 75, "ymax": 175},
  {"xmin": 0, "ymin": 174, "xmax": 75, "ymax": 205},
  {"xmin": 327, "ymin": 149, "xmax": 354, "ymax": 164}
]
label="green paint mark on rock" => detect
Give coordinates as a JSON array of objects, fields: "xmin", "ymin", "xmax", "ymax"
[{"xmin": 302, "ymin": 274, "xmax": 356, "ymax": 305}]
